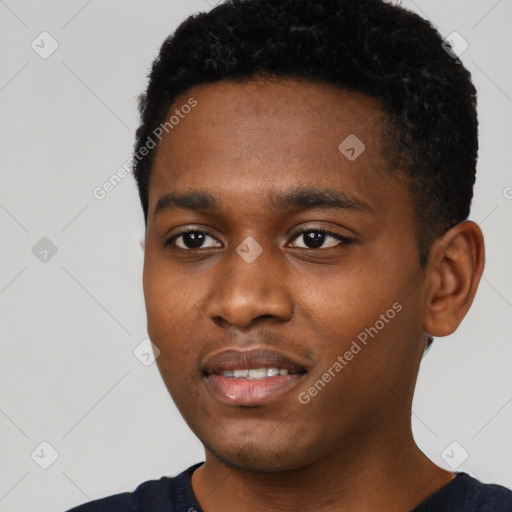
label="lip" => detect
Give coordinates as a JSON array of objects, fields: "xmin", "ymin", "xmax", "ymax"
[{"xmin": 202, "ymin": 347, "xmax": 309, "ymax": 406}]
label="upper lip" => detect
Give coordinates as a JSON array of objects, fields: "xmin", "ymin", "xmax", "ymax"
[{"xmin": 201, "ymin": 347, "xmax": 309, "ymax": 376}]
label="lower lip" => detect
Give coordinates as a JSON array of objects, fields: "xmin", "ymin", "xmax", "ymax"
[{"xmin": 205, "ymin": 374, "xmax": 304, "ymax": 406}]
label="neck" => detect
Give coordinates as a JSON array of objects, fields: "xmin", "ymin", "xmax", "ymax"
[{"xmin": 191, "ymin": 425, "xmax": 454, "ymax": 512}]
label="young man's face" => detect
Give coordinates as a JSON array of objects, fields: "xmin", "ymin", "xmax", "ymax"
[{"xmin": 143, "ymin": 78, "xmax": 430, "ymax": 472}]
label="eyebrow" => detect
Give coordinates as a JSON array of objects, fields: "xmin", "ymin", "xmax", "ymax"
[{"xmin": 153, "ymin": 187, "xmax": 372, "ymax": 219}]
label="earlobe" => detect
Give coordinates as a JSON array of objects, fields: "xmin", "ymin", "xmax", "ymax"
[{"xmin": 423, "ymin": 221, "xmax": 485, "ymax": 337}]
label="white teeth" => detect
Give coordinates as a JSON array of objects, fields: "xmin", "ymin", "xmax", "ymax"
[
  {"xmin": 220, "ymin": 367, "xmax": 290, "ymax": 379},
  {"xmin": 248, "ymin": 368, "xmax": 267, "ymax": 379}
]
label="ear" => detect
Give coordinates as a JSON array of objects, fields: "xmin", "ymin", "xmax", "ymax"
[{"xmin": 423, "ymin": 221, "xmax": 485, "ymax": 337}]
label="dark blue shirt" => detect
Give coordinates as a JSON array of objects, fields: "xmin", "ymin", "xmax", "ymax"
[{"xmin": 65, "ymin": 463, "xmax": 512, "ymax": 511}]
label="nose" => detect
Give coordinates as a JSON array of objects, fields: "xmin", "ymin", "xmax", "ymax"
[{"xmin": 206, "ymin": 241, "xmax": 293, "ymax": 328}]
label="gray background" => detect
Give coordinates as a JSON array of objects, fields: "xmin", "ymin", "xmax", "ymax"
[{"xmin": 0, "ymin": 1, "xmax": 511, "ymax": 511}]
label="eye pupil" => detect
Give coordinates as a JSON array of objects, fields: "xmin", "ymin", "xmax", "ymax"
[
  {"xmin": 184, "ymin": 232, "xmax": 205, "ymax": 249},
  {"xmin": 172, "ymin": 229, "xmax": 342, "ymax": 251},
  {"xmin": 304, "ymin": 231, "xmax": 325, "ymax": 249}
]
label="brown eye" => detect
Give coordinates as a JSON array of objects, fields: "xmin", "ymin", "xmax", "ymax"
[
  {"xmin": 165, "ymin": 230, "xmax": 221, "ymax": 250},
  {"xmin": 289, "ymin": 229, "xmax": 352, "ymax": 249}
]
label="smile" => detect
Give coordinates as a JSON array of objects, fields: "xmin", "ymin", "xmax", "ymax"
[
  {"xmin": 202, "ymin": 347, "xmax": 309, "ymax": 406},
  {"xmin": 221, "ymin": 368, "xmax": 290, "ymax": 379}
]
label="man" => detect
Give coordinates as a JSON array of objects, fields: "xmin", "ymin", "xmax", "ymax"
[{"xmin": 67, "ymin": 0, "xmax": 512, "ymax": 510}]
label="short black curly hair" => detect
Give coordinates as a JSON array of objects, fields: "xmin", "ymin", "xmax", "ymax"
[{"xmin": 132, "ymin": 0, "xmax": 478, "ymax": 266}]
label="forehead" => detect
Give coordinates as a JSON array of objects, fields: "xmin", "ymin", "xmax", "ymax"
[{"xmin": 149, "ymin": 78, "xmax": 405, "ymax": 217}]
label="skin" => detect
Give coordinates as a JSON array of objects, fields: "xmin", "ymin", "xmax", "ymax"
[{"xmin": 142, "ymin": 77, "xmax": 485, "ymax": 511}]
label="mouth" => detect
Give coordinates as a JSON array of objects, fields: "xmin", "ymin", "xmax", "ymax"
[{"xmin": 201, "ymin": 347, "xmax": 308, "ymax": 406}]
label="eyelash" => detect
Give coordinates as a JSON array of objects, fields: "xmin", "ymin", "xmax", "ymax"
[{"xmin": 164, "ymin": 227, "xmax": 353, "ymax": 251}]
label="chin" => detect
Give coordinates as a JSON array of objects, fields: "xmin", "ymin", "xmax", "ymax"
[
  {"xmin": 201, "ymin": 430, "xmax": 318, "ymax": 473},
  {"xmin": 212, "ymin": 448, "xmax": 306, "ymax": 473}
]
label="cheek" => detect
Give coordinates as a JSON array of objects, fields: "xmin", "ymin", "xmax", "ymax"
[
  {"xmin": 142, "ymin": 255, "xmax": 225, "ymax": 400},
  {"xmin": 144, "ymin": 252, "xmax": 196, "ymax": 318},
  {"xmin": 143, "ymin": 255, "xmax": 202, "ymax": 361},
  {"xmin": 299, "ymin": 260, "xmax": 420, "ymax": 385},
  {"xmin": 298, "ymin": 264, "xmax": 396, "ymax": 343}
]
